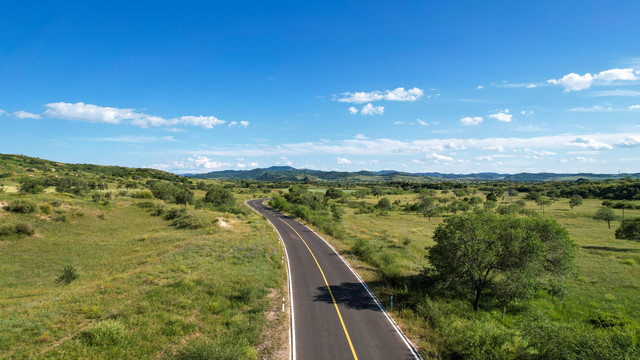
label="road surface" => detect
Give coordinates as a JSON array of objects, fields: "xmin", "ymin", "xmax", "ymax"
[{"xmin": 247, "ymin": 199, "xmax": 420, "ymax": 360}]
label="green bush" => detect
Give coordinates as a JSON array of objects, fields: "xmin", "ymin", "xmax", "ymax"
[
  {"xmin": 130, "ymin": 190, "xmax": 154, "ymax": 199},
  {"xmin": 78, "ymin": 319, "xmax": 127, "ymax": 346},
  {"xmin": 615, "ymin": 218, "xmax": 640, "ymax": 240},
  {"xmin": 164, "ymin": 207, "xmax": 187, "ymax": 221},
  {"xmin": 0, "ymin": 224, "xmax": 16, "ymax": 236},
  {"xmin": 4, "ymin": 199, "xmax": 38, "ymax": 213},
  {"xmin": 40, "ymin": 203, "xmax": 52, "ymax": 214},
  {"xmin": 172, "ymin": 214, "xmax": 208, "ymax": 229},
  {"xmin": 56, "ymin": 264, "xmax": 79, "ymax": 284},
  {"xmin": 15, "ymin": 222, "xmax": 35, "ymax": 236},
  {"xmin": 588, "ymin": 312, "xmax": 628, "ymax": 328},
  {"xmin": 136, "ymin": 201, "xmax": 156, "ymax": 209}
]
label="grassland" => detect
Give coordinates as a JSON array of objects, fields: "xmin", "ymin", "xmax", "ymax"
[
  {"xmin": 298, "ymin": 191, "xmax": 640, "ymax": 358},
  {"xmin": 0, "ymin": 178, "xmax": 287, "ymax": 359}
]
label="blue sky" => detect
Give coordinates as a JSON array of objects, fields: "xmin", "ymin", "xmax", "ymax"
[{"xmin": 2, "ymin": 1, "xmax": 640, "ymax": 174}]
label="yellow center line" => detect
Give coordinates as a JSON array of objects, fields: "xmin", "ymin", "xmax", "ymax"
[{"xmin": 279, "ymin": 218, "xmax": 359, "ymax": 360}]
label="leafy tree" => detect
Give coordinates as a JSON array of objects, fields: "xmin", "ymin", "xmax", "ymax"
[
  {"xmin": 330, "ymin": 203, "xmax": 344, "ymax": 222},
  {"xmin": 429, "ymin": 212, "xmax": 574, "ymax": 312},
  {"xmin": 486, "ymin": 192, "xmax": 498, "ymax": 202},
  {"xmin": 615, "ymin": 218, "xmax": 640, "ymax": 240},
  {"xmin": 203, "ymin": 186, "xmax": 235, "ymax": 208},
  {"xmin": 375, "ymin": 197, "xmax": 392, "ymax": 211},
  {"xmin": 353, "ymin": 189, "xmax": 369, "ymax": 199},
  {"xmin": 613, "ymin": 200, "xmax": 634, "ymax": 219},
  {"xmin": 569, "ymin": 195, "xmax": 583, "ymax": 210},
  {"xmin": 371, "ymin": 186, "xmax": 383, "ymax": 198},
  {"xmin": 174, "ymin": 188, "xmax": 194, "ymax": 205},
  {"xmin": 325, "ymin": 187, "xmax": 343, "ymax": 199},
  {"xmin": 535, "ymin": 196, "xmax": 552, "ymax": 214},
  {"xmin": 19, "ymin": 176, "xmax": 44, "ymax": 194},
  {"xmin": 595, "ymin": 206, "xmax": 619, "ymax": 229}
]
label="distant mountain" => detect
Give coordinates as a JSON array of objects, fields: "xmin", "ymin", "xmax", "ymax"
[{"xmin": 186, "ymin": 166, "xmax": 640, "ymax": 182}]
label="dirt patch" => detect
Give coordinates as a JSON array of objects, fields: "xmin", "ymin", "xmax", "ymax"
[
  {"xmin": 256, "ymin": 286, "xmax": 289, "ymax": 360},
  {"xmin": 217, "ymin": 218, "xmax": 231, "ymax": 228}
]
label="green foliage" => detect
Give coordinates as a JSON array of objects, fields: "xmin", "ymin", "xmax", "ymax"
[
  {"xmin": 375, "ymin": 197, "xmax": 392, "ymax": 211},
  {"xmin": 595, "ymin": 206, "xmax": 619, "ymax": 229},
  {"xmin": 39, "ymin": 203, "xmax": 52, "ymax": 214},
  {"xmin": 78, "ymin": 319, "xmax": 127, "ymax": 346},
  {"xmin": 175, "ymin": 338, "xmax": 251, "ymax": 360},
  {"xmin": 588, "ymin": 312, "xmax": 629, "ymax": 328},
  {"xmin": 171, "ymin": 213, "xmax": 208, "ymax": 229},
  {"xmin": 55, "ymin": 176, "xmax": 89, "ymax": 195},
  {"xmin": 56, "ymin": 264, "xmax": 79, "ymax": 284},
  {"xmin": 14, "ymin": 222, "xmax": 35, "ymax": 236},
  {"xmin": 325, "ymin": 187, "xmax": 344, "ymax": 199},
  {"xmin": 19, "ymin": 176, "xmax": 44, "ymax": 193},
  {"xmin": 569, "ymin": 194, "xmax": 584, "ymax": 209},
  {"xmin": 429, "ymin": 212, "xmax": 574, "ymax": 312},
  {"xmin": 4, "ymin": 199, "xmax": 38, "ymax": 213},
  {"xmin": 130, "ymin": 190, "xmax": 154, "ymax": 199},
  {"xmin": 203, "ymin": 186, "xmax": 236, "ymax": 208},
  {"xmin": 150, "ymin": 182, "xmax": 194, "ymax": 204},
  {"xmin": 615, "ymin": 218, "xmax": 640, "ymax": 240}
]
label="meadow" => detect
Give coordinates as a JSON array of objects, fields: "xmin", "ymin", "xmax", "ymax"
[
  {"xmin": 0, "ymin": 172, "xmax": 287, "ymax": 359},
  {"xmin": 272, "ymin": 185, "xmax": 640, "ymax": 359}
]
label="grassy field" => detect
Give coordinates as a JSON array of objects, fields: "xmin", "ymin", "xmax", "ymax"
[
  {"xmin": 302, "ymin": 191, "xmax": 640, "ymax": 358},
  {"xmin": 0, "ymin": 190, "xmax": 287, "ymax": 359}
]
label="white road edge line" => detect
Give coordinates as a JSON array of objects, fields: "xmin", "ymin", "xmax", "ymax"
[
  {"xmin": 245, "ymin": 200, "xmax": 295, "ymax": 360},
  {"xmin": 255, "ymin": 200, "xmax": 423, "ymax": 360}
]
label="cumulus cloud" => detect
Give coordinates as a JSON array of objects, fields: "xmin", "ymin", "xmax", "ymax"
[
  {"xmin": 336, "ymin": 87, "xmax": 424, "ymax": 103},
  {"xmin": 279, "ymin": 156, "xmax": 293, "ymax": 166},
  {"xmin": 526, "ymin": 84, "xmax": 537, "ymax": 88},
  {"xmin": 616, "ymin": 136, "xmax": 640, "ymax": 148},
  {"xmin": 348, "ymin": 107, "xmax": 358, "ymax": 115},
  {"xmin": 460, "ymin": 116, "xmax": 483, "ymax": 125},
  {"xmin": 19, "ymin": 102, "xmax": 231, "ymax": 129},
  {"xmin": 489, "ymin": 109, "xmax": 512, "ymax": 122},
  {"xmin": 153, "ymin": 155, "xmax": 228, "ymax": 172},
  {"xmin": 476, "ymin": 85, "xmax": 484, "ymax": 89},
  {"xmin": 568, "ymin": 136, "xmax": 613, "ymax": 150},
  {"xmin": 85, "ymin": 135, "xmax": 176, "ymax": 143},
  {"xmin": 475, "ymin": 155, "xmax": 493, "ymax": 161},
  {"xmin": 354, "ymin": 134, "xmax": 368, "ymax": 139},
  {"xmin": 483, "ymin": 145, "xmax": 504, "ymax": 152},
  {"xmin": 13, "ymin": 110, "xmax": 41, "ymax": 119},
  {"xmin": 361, "ymin": 103, "xmax": 384, "ymax": 115},
  {"xmin": 547, "ymin": 68, "xmax": 638, "ymax": 92},
  {"xmin": 394, "ymin": 121, "xmax": 405, "ymax": 125},
  {"xmin": 236, "ymin": 161, "xmax": 259, "ymax": 168},
  {"xmin": 629, "ymin": 105, "xmax": 640, "ymax": 110},
  {"xmin": 337, "ymin": 157, "xmax": 351, "ymax": 164},
  {"xmin": 425, "ymin": 152, "xmax": 454, "ymax": 162},
  {"xmin": 575, "ymin": 156, "xmax": 597, "ymax": 163}
]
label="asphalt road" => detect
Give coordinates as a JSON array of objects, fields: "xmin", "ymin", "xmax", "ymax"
[{"xmin": 247, "ymin": 199, "xmax": 420, "ymax": 360}]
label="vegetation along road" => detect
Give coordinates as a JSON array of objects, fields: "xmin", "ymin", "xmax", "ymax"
[{"xmin": 247, "ymin": 199, "xmax": 420, "ymax": 360}]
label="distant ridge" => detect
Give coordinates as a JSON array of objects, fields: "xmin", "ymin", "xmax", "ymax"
[{"xmin": 185, "ymin": 166, "xmax": 640, "ymax": 182}]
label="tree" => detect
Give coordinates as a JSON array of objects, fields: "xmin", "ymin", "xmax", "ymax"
[
  {"xmin": 615, "ymin": 218, "xmax": 640, "ymax": 240},
  {"xmin": 429, "ymin": 212, "xmax": 574, "ymax": 312},
  {"xmin": 595, "ymin": 206, "xmax": 619, "ymax": 229},
  {"xmin": 535, "ymin": 196, "xmax": 552, "ymax": 214},
  {"xmin": 353, "ymin": 189, "xmax": 369, "ymax": 199},
  {"xmin": 371, "ymin": 186, "xmax": 383, "ymax": 198},
  {"xmin": 203, "ymin": 186, "xmax": 236, "ymax": 208},
  {"xmin": 569, "ymin": 195, "xmax": 583, "ymax": 210},
  {"xmin": 486, "ymin": 192, "xmax": 498, "ymax": 202},
  {"xmin": 19, "ymin": 176, "xmax": 44, "ymax": 194},
  {"xmin": 325, "ymin": 187, "xmax": 343, "ymax": 199},
  {"xmin": 375, "ymin": 197, "xmax": 392, "ymax": 211}
]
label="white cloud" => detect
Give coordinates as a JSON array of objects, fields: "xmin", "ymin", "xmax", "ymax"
[
  {"xmin": 629, "ymin": 105, "xmax": 640, "ymax": 110},
  {"xmin": 84, "ymin": 135, "xmax": 176, "ymax": 143},
  {"xmin": 475, "ymin": 156, "xmax": 493, "ymax": 161},
  {"xmin": 337, "ymin": 157, "xmax": 351, "ymax": 164},
  {"xmin": 24, "ymin": 102, "xmax": 229, "ymax": 129},
  {"xmin": 154, "ymin": 155, "xmax": 227, "ymax": 172},
  {"xmin": 361, "ymin": 103, "xmax": 384, "ymax": 115},
  {"xmin": 348, "ymin": 107, "xmax": 358, "ymax": 115},
  {"xmin": 0, "ymin": 109, "xmax": 6, "ymax": 116},
  {"xmin": 354, "ymin": 134, "xmax": 368, "ymax": 139},
  {"xmin": 425, "ymin": 152, "xmax": 454, "ymax": 162},
  {"xmin": 489, "ymin": 109, "xmax": 512, "ymax": 122},
  {"xmin": 228, "ymin": 121, "xmax": 237, "ymax": 127},
  {"xmin": 13, "ymin": 110, "xmax": 41, "ymax": 119},
  {"xmin": 526, "ymin": 84, "xmax": 537, "ymax": 88},
  {"xmin": 568, "ymin": 136, "xmax": 613, "ymax": 150},
  {"xmin": 569, "ymin": 105, "xmax": 613, "ymax": 112},
  {"xmin": 575, "ymin": 157, "xmax": 597, "ymax": 163},
  {"xmin": 476, "ymin": 85, "xmax": 484, "ymax": 89},
  {"xmin": 411, "ymin": 159, "xmax": 424, "ymax": 164},
  {"xmin": 460, "ymin": 116, "xmax": 483, "ymax": 125},
  {"xmin": 337, "ymin": 87, "xmax": 424, "ymax": 103},
  {"xmin": 279, "ymin": 156, "xmax": 293, "ymax": 166},
  {"xmin": 240, "ymin": 120, "xmax": 249, "ymax": 127},
  {"xmin": 547, "ymin": 68, "xmax": 638, "ymax": 92},
  {"xmin": 520, "ymin": 110, "xmax": 534, "ymax": 115},
  {"xmin": 533, "ymin": 150, "xmax": 556, "ymax": 156},
  {"xmin": 394, "ymin": 121, "xmax": 405, "ymax": 125},
  {"xmin": 616, "ymin": 136, "xmax": 640, "ymax": 148},
  {"xmin": 483, "ymin": 145, "xmax": 504, "ymax": 152},
  {"xmin": 416, "ymin": 119, "xmax": 429, "ymax": 126}
]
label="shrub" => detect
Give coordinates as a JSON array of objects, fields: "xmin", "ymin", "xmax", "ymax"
[
  {"xmin": 56, "ymin": 264, "xmax": 79, "ymax": 284},
  {"xmin": 588, "ymin": 312, "xmax": 628, "ymax": 328},
  {"xmin": 130, "ymin": 190, "xmax": 154, "ymax": 199},
  {"xmin": 615, "ymin": 218, "xmax": 640, "ymax": 240},
  {"xmin": 163, "ymin": 207, "xmax": 187, "ymax": 221},
  {"xmin": 40, "ymin": 203, "xmax": 52, "ymax": 214},
  {"xmin": 19, "ymin": 176, "xmax": 44, "ymax": 194},
  {"xmin": 15, "ymin": 222, "xmax": 35, "ymax": 236},
  {"xmin": 4, "ymin": 199, "xmax": 38, "ymax": 213},
  {"xmin": 78, "ymin": 319, "xmax": 127, "ymax": 346},
  {"xmin": 136, "ymin": 201, "xmax": 156, "ymax": 209},
  {"xmin": 172, "ymin": 214, "xmax": 208, "ymax": 229},
  {"xmin": 203, "ymin": 186, "xmax": 236, "ymax": 208},
  {"xmin": 0, "ymin": 224, "xmax": 16, "ymax": 236}
]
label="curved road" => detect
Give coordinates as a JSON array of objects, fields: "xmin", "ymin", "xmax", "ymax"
[{"xmin": 247, "ymin": 199, "xmax": 420, "ymax": 360}]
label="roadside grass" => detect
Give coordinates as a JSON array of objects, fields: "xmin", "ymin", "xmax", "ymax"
[
  {"xmin": 0, "ymin": 193, "xmax": 287, "ymax": 359},
  {"xmin": 312, "ymin": 192, "xmax": 640, "ymax": 358}
]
